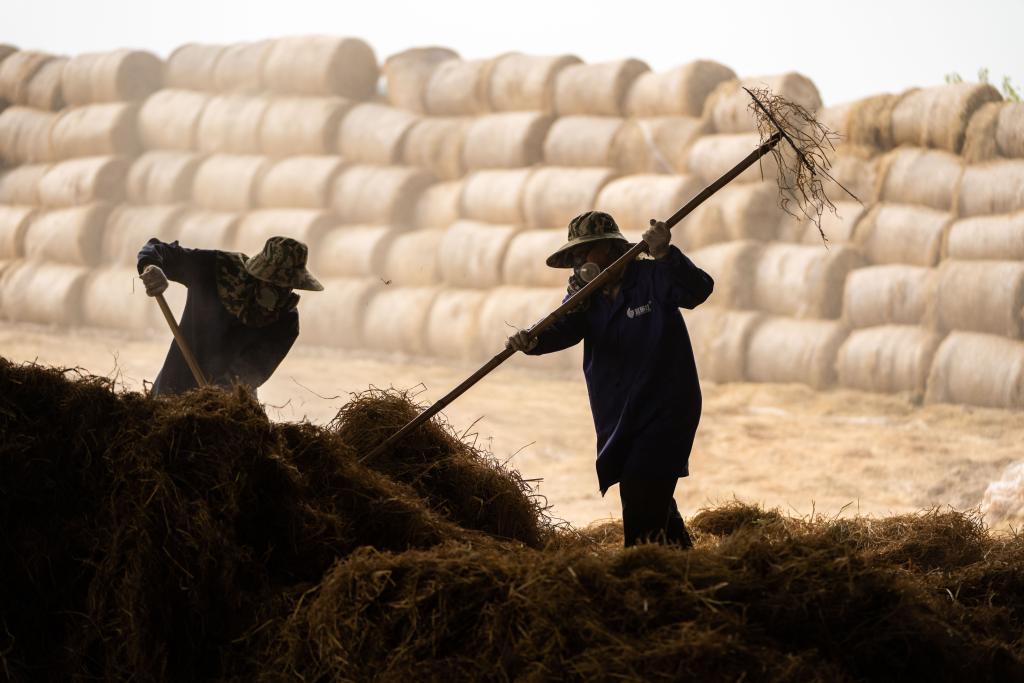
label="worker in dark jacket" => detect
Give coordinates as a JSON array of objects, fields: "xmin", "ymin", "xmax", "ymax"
[
  {"xmin": 507, "ymin": 211, "xmax": 713, "ymax": 548},
  {"xmin": 137, "ymin": 235, "xmax": 323, "ymax": 397}
]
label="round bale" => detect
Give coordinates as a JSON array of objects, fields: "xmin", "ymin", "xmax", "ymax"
[
  {"xmin": 361, "ymin": 286, "xmax": 441, "ymax": 355},
  {"xmin": 925, "ymin": 332, "xmax": 1024, "ymax": 409},
  {"xmin": 0, "ymin": 50, "xmax": 55, "ymax": 104},
  {"xmin": 891, "ymin": 82, "xmax": 1002, "ymax": 153},
  {"xmin": 437, "ymin": 220, "xmax": 518, "ymax": 288},
  {"xmin": 946, "ymin": 211, "xmax": 1024, "ymax": 261},
  {"xmin": 233, "ymin": 208, "xmax": 339, "ymax": 256},
  {"xmin": 262, "ymin": 35, "xmax": 378, "ymax": 98},
  {"xmin": 102, "ymin": 204, "xmax": 185, "ymax": 265},
  {"xmin": 330, "ymin": 165, "xmax": 435, "ymax": 226},
  {"xmin": 174, "ymin": 210, "xmax": 240, "ymax": 250},
  {"xmin": 401, "ymin": 117, "xmax": 472, "ymax": 181},
  {"xmin": 486, "ymin": 52, "xmax": 581, "ymax": 112},
  {"xmin": 522, "ymin": 167, "xmax": 617, "ymax": 230},
  {"xmin": 956, "ymin": 160, "xmax": 1024, "ymax": 217},
  {"xmin": 704, "ymin": 72, "xmax": 821, "ymax": 133},
  {"xmin": 297, "ymin": 277, "xmax": 381, "ymax": 349},
  {"xmin": 79, "ymin": 267, "xmax": 153, "ymax": 331},
  {"xmin": 613, "ymin": 116, "xmax": 708, "ymax": 174},
  {"xmin": 260, "ymin": 96, "xmax": 352, "ymax": 157},
  {"xmin": 196, "ymin": 94, "xmax": 271, "ymax": 154},
  {"xmin": 23, "ymin": 202, "xmax": 112, "ymax": 265},
  {"xmin": 684, "ymin": 306, "xmax": 764, "ymax": 383},
  {"xmin": 688, "ymin": 240, "xmax": 763, "ymax": 309},
  {"xmin": 51, "ymin": 102, "xmax": 140, "ymax": 158},
  {"xmin": 257, "ymin": 155, "xmax": 345, "ymax": 209},
  {"xmin": 750, "ymin": 243, "xmax": 864, "ymax": 319},
  {"xmin": 462, "ymin": 111, "xmax": 553, "ymax": 170},
  {"xmin": 936, "ymin": 260, "xmax": 1024, "ymax": 339},
  {"xmin": 212, "ymin": 40, "xmax": 273, "ymax": 92},
  {"xmin": 0, "ymin": 164, "xmax": 51, "ymax": 204},
  {"xmin": 165, "ymin": 43, "xmax": 226, "ymax": 91},
  {"xmin": 0, "ymin": 206, "xmax": 35, "ymax": 260},
  {"xmin": 0, "ymin": 106, "xmax": 58, "ymax": 164},
  {"xmin": 383, "ymin": 47, "xmax": 459, "ymax": 112},
  {"xmin": 423, "ymin": 57, "xmax": 498, "ymax": 116},
  {"xmin": 680, "ymin": 182, "xmax": 786, "ymax": 249},
  {"xmin": 842, "ymin": 264, "xmax": 937, "ymax": 329},
  {"xmin": 24, "ymin": 56, "xmax": 66, "ymax": 110},
  {"xmin": 837, "ymin": 325, "xmax": 943, "ymax": 395},
  {"xmin": 315, "ymin": 224, "xmax": 396, "ymax": 279},
  {"xmin": 686, "ymin": 132, "xmax": 782, "ymax": 185},
  {"xmin": 745, "ymin": 316, "xmax": 849, "ymax": 389},
  {"xmin": 502, "ymin": 229, "xmax": 572, "ymax": 288},
  {"xmin": 37, "ymin": 156, "xmax": 129, "ymax": 207},
  {"xmin": 854, "ymin": 203, "xmax": 952, "ymax": 267},
  {"xmin": 192, "ymin": 154, "xmax": 270, "ymax": 211},
  {"xmin": 424, "ymin": 288, "xmax": 489, "ymax": 360},
  {"xmin": 337, "ymin": 102, "xmax": 421, "ymax": 164},
  {"xmin": 477, "ymin": 286, "xmax": 580, "ymax": 371},
  {"xmin": 379, "ymin": 229, "xmax": 444, "ymax": 286},
  {"xmin": 459, "ymin": 168, "xmax": 534, "ymax": 225},
  {"xmin": 542, "ymin": 115, "xmax": 627, "ymax": 167},
  {"xmin": 624, "ymin": 60, "xmax": 736, "ymax": 117},
  {"xmin": 126, "ymin": 150, "xmax": 204, "ymax": 204},
  {"xmin": 0, "ymin": 260, "xmax": 88, "ymax": 326},
  {"xmin": 553, "ymin": 59, "xmax": 650, "ymax": 116},
  {"xmin": 876, "ymin": 147, "xmax": 963, "ymax": 212},
  {"xmin": 412, "ymin": 180, "xmax": 464, "ymax": 230},
  {"xmin": 138, "ymin": 89, "xmax": 210, "ymax": 150},
  {"xmin": 594, "ymin": 174, "xmax": 704, "ymax": 232},
  {"xmin": 60, "ymin": 49, "xmax": 163, "ymax": 105}
]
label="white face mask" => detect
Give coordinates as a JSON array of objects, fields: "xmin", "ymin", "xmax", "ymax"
[{"xmin": 575, "ymin": 262, "xmax": 601, "ymax": 283}]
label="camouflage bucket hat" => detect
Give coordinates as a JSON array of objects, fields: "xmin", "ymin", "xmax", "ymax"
[
  {"xmin": 546, "ymin": 211, "xmax": 628, "ymax": 268},
  {"xmin": 244, "ymin": 236, "xmax": 324, "ymax": 291}
]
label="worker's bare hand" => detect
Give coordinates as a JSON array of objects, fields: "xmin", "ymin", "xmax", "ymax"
[
  {"xmin": 643, "ymin": 219, "xmax": 671, "ymax": 259},
  {"xmin": 506, "ymin": 330, "xmax": 538, "ymax": 353},
  {"xmin": 140, "ymin": 265, "xmax": 168, "ymax": 297}
]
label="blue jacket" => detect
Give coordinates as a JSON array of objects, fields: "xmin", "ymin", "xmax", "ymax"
[{"xmin": 527, "ymin": 246, "xmax": 713, "ymax": 493}]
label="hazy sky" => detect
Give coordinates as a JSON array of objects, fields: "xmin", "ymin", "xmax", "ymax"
[{"xmin": 3, "ymin": 0, "xmax": 1021, "ymax": 106}]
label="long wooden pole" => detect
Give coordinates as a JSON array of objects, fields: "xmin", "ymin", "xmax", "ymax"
[
  {"xmin": 155, "ymin": 292, "xmax": 209, "ymax": 388},
  {"xmin": 361, "ymin": 131, "xmax": 784, "ymax": 462}
]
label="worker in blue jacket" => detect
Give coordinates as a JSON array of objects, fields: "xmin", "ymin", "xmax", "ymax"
[{"xmin": 507, "ymin": 211, "xmax": 713, "ymax": 548}]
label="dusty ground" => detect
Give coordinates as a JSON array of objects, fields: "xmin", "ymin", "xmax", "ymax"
[{"xmin": 3, "ymin": 322, "xmax": 1022, "ymax": 529}]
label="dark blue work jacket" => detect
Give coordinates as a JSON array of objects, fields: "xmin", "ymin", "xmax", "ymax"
[{"xmin": 527, "ymin": 246, "xmax": 713, "ymax": 493}]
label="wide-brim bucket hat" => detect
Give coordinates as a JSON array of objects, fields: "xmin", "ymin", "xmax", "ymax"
[
  {"xmin": 546, "ymin": 211, "xmax": 629, "ymax": 268},
  {"xmin": 245, "ymin": 236, "xmax": 324, "ymax": 291}
]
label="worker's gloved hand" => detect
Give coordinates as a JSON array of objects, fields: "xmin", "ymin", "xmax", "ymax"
[
  {"xmin": 140, "ymin": 264, "xmax": 169, "ymax": 297},
  {"xmin": 643, "ymin": 219, "xmax": 671, "ymax": 259},
  {"xmin": 506, "ymin": 330, "xmax": 538, "ymax": 353}
]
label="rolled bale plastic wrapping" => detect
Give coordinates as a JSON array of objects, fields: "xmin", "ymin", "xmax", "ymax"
[
  {"xmin": 24, "ymin": 57, "xmax": 66, "ymax": 110},
  {"xmin": 361, "ymin": 286, "xmax": 441, "ymax": 355},
  {"xmin": 0, "ymin": 206, "xmax": 35, "ymax": 259},
  {"xmin": 413, "ymin": 180, "xmax": 463, "ymax": 229},
  {"xmin": 257, "ymin": 155, "xmax": 345, "ymax": 209},
  {"xmin": 0, "ymin": 51, "xmax": 57, "ymax": 105},
  {"xmin": 462, "ymin": 111, "xmax": 553, "ymax": 170},
  {"xmin": 705, "ymin": 73, "xmax": 821, "ymax": 133},
  {"xmin": 212, "ymin": 40, "xmax": 273, "ymax": 92},
  {"xmin": 957, "ymin": 160, "xmax": 1024, "ymax": 217},
  {"xmin": 423, "ymin": 57, "xmax": 498, "ymax": 116},
  {"xmin": 331, "ymin": 165, "xmax": 435, "ymax": 226},
  {"xmin": 936, "ymin": 260, "xmax": 1024, "ymax": 339},
  {"xmin": 459, "ymin": 168, "xmax": 534, "ymax": 225},
  {"xmin": 383, "ymin": 47, "xmax": 459, "ymax": 112},
  {"xmin": 684, "ymin": 306, "xmax": 764, "ymax": 382},
  {"xmin": 876, "ymin": 147, "xmax": 963, "ymax": 212},
  {"xmin": 854, "ymin": 203, "xmax": 951, "ymax": 267},
  {"xmin": 477, "ymin": 286, "xmax": 581, "ymax": 371},
  {"xmin": 982, "ymin": 463, "xmax": 1024, "ymax": 523},
  {"xmin": 542, "ymin": 115, "xmax": 626, "ymax": 167},
  {"xmin": 679, "ymin": 182, "xmax": 786, "ymax": 250},
  {"xmin": 165, "ymin": 43, "xmax": 226, "ymax": 91},
  {"xmin": 947, "ymin": 211, "xmax": 1024, "ymax": 261},
  {"xmin": 23, "ymin": 202, "xmax": 112, "ymax": 266},
  {"xmin": 314, "ymin": 224, "xmax": 396, "ymax": 278},
  {"xmin": 175, "ymin": 210, "xmax": 239, "ymax": 250},
  {"xmin": 502, "ymin": 229, "xmax": 572, "ymax": 288},
  {"xmin": 625, "ymin": 60, "xmax": 736, "ymax": 117},
  {"xmin": 686, "ymin": 132, "xmax": 782, "ymax": 185},
  {"xmin": 233, "ymin": 209, "xmax": 339, "ymax": 256},
  {"xmin": 891, "ymin": 82, "xmax": 1002, "ymax": 153},
  {"xmin": 614, "ymin": 116, "xmax": 708, "ymax": 174},
  {"xmin": 37, "ymin": 156, "xmax": 129, "ymax": 207},
  {"xmin": 379, "ymin": 229, "xmax": 444, "ymax": 285},
  {"xmin": 837, "ymin": 325, "xmax": 944, "ymax": 395},
  {"xmin": 487, "ymin": 53, "xmax": 581, "ymax": 112},
  {"xmin": 337, "ymin": 102, "xmax": 420, "ymax": 164},
  {"xmin": 843, "ymin": 265, "xmax": 937, "ymax": 329},
  {"xmin": 522, "ymin": 167, "xmax": 617, "ymax": 229},
  {"xmin": 746, "ymin": 317, "xmax": 849, "ymax": 389},
  {"xmin": 192, "ymin": 154, "xmax": 270, "ymax": 211},
  {"xmin": 594, "ymin": 174, "xmax": 704, "ymax": 233},
  {"xmin": 0, "ymin": 106, "xmax": 58, "ymax": 163},
  {"xmin": 126, "ymin": 150, "xmax": 203, "ymax": 204},
  {"xmin": 437, "ymin": 220, "xmax": 518, "ymax": 288},
  {"xmin": 0, "ymin": 260, "xmax": 88, "ymax": 325},
  {"xmin": 262, "ymin": 36, "xmax": 378, "ymax": 99},
  {"xmin": 751, "ymin": 243, "xmax": 864, "ymax": 319},
  {"xmin": 196, "ymin": 94, "xmax": 270, "ymax": 154},
  {"xmin": 0, "ymin": 164, "xmax": 50, "ymax": 204},
  {"xmin": 138, "ymin": 89, "xmax": 210, "ymax": 150},
  {"xmin": 51, "ymin": 102, "xmax": 140, "ymax": 159},
  {"xmin": 425, "ymin": 288, "xmax": 489, "ymax": 360},
  {"xmin": 401, "ymin": 117, "xmax": 472, "ymax": 180},
  {"xmin": 260, "ymin": 96, "xmax": 351, "ymax": 157},
  {"xmin": 60, "ymin": 49, "xmax": 163, "ymax": 105},
  {"xmin": 553, "ymin": 59, "xmax": 650, "ymax": 116},
  {"xmin": 101, "ymin": 204, "xmax": 184, "ymax": 265},
  {"xmin": 297, "ymin": 277, "xmax": 380, "ymax": 348},
  {"xmin": 688, "ymin": 240, "xmax": 762, "ymax": 309},
  {"xmin": 799, "ymin": 202, "xmax": 866, "ymax": 245},
  {"xmin": 925, "ymin": 332, "xmax": 1024, "ymax": 409},
  {"xmin": 79, "ymin": 267, "xmax": 153, "ymax": 331}
]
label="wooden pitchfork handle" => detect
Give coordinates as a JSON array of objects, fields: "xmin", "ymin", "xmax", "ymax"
[{"xmin": 154, "ymin": 292, "xmax": 209, "ymax": 388}]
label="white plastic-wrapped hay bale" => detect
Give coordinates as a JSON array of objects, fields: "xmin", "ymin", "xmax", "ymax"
[
  {"xmin": 424, "ymin": 288, "xmax": 489, "ymax": 359},
  {"xmin": 625, "ymin": 60, "xmax": 736, "ymax": 117},
  {"xmin": 22, "ymin": 203, "xmax": 112, "ymax": 266},
  {"xmin": 256, "ymin": 155, "xmax": 345, "ymax": 209},
  {"xmin": 423, "ymin": 57, "xmax": 498, "ymax": 116},
  {"xmin": 746, "ymin": 317, "xmax": 848, "ymax": 389},
  {"xmin": 126, "ymin": 150, "xmax": 203, "ymax": 204},
  {"xmin": 383, "ymin": 47, "xmax": 459, "ymax": 112},
  {"xmin": 331, "ymin": 165, "xmax": 435, "ymax": 226},
  {"xmin": 37, "ymin": 156, "xmax": 129, "ymax": 207},
  {"xmin": 314, "ymin": 224, "xmax": 396, "ymax": 278},
  {"xmin": 0, "ymin": 106, "xmax": 57, "ymax": 163},
  {"xmin": 679, "ymin": 182, "xmax": 786, "ymax": 250},
  {"xmin": 487, "ymin": 52, "xmax": 581, "ymax": 112},
  {"xmin": 102, "ymin": 204, "xmax": 184, "ymax": 265},
  {"xmin": 259, "ymin": 96, "xmax": 351, "ymax": 157},
  {"xmin": 0, "ymin": 50, "xmax": 56, "ymax": 104},
  {"xmin": 401, "ymin": 117, "xmax": 472, "ymax": 180},
  {"xmin": 233, "ymin": 209, "xmax": 339, "ymax": 256},
  {"xmin": 0, "ymin": 206, "xmax": 35, "ymax": 259},
  {"xmin": 477, "ymin": 286, "xmax": 579, "ymax": 370},
  {"xmin": 361, "ymin": 286, "xmax": 441, "ymax": 355},
  {"xmin": 947, "ymin": 211, "xmax": 1024, "ymax": 260},
  {"xmin": 798, "ymin": 202, "xmax": 867, "ymax": 246},
  {"xmin": 522, "ymin": 167, "xmax": 617, "ymax": 230},
  {"xmin": 553, "ymin": 59, "xmax": 650, "ymax": 116},
  {"xmin": 594, "ymin": 174, "xmax": 704, "ymax": 232},
  {"xmin": 836, "ymin": 325, "xmax": 943, "ymax": 395},
  {"xmin": 982, "ymin": 463, "xmax": 1024, "ymax": 523},
  {"xmin": 613, "ymin": 116, "xmax": 708, "ymax": 174},
  {"xmin": 336, "ymin": 102, "xmax": 420, "ymax": 164},
  {"xmin": 379, "ymin": 229, "xmax": 444, "ymax": 285},
  {"xmin": 459, "ymin": 168, "xmax": 534, "ymax": 225},
  {"xmin": 705, "ymin": 73, "xmax": 821, "ymax": 133},
  {"xmin": 876, "ymin": 147, "xmax": 963, "ymax": 212},
  {"xmin": 854, "ymin": 203, "xmax": 951, "ymax": 267},
  {"xmin": 685, "ymin": 306, "xmax": 763, "ymax": 383},
  {"xmin": 61, "ymin": 49, "xmax": 163, "ymax": 105},
  {"xmin": 891, "ymin": 83, "xmax": 1002, "ymax": 153},
  {"xmin": 842, "ymin": 265, "xmax": 936, "ymax": 329},
  {"xmin": 688, "ymin": 240, "xmax": 762, "ymax": 309},
  {"xmin": 686, "ymin": 132, "xmax": 782, "ymax": 185},
  {"xmin": 0, "ymin": 260, "xmax": 88, "ymax": 326},
  {"xmin": 437, "ymin": 220, "xmax": 518, "ymax": 289},
  {"xmin": 138, "ymin": 89, "xmax": 210, "ymax": 150},
  {"xmin": 297, "ymin": 277, "xmax": 381, "ymax": 348},
  {"xmin": 925, "ymin": 332, "xmax": 1024, "ymax": 408},
  {"xmin": 412, "ymin": 180, "xmax": 463, "ymax": 230},
  {"xmin": 192, "ymin": 154, "xmax": 269, "ymax": 211},
  {"xmin": 165, "ymin": 43, "xmax": 226, "ymax": 91},
  {"xmin": 936, "ymin": 260, "xmax": 1024, "ymax": 339},
  {"xmin": 0, "ymin": 164, "xmax": 50, "ymax": 204},
  {"xmin": 262, "ymin": 36, "xmax": 378, "ymax": 99},
  {"xmin": 462, "ymin": 111, "xmax": 553, "ymax": 170},
  {"xmin": 957, "ymin": 160, "xmax": 1024, "ymax": 217},
  {"xmin": 79, "ymin": 267, "xmax": 153, "ymax": 331},
  {"xmin": 212, "ymin": 40, "xmax": 272, "ymax": 92},
  {"xmin": 542, "ymin": 115, "xmax": 627, "ymax": 167},
  {"xmin": 175, "ymin": 210, "xmax": 240, "ymax": 250},
  {"xmin": 24, "ymin": 56, "xmax": 66, "ymax": 110},
  {"xmin": 502, "ymin": 230, "xmax": 572, "ymax": 288},
  {"xmin": 195, "ymin": 94, "xmax": 270, "ymax": 154},
  {"xmin": 751, "ymin": 243, "xmax": 864, "ymax": 319},
  {"xmin": 51, "ymin": 102, "xmax": 140, "ymax": 159}
]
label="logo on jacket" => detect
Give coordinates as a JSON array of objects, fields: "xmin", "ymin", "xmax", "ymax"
[{"xmin": 626, "ymin": 301, "xmax": 652, "ymax": 319}]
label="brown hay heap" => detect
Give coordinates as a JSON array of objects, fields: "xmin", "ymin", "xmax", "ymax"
[{"xmin": 1, "ymin": 357, "xmax": 1023, "ymax": 681}]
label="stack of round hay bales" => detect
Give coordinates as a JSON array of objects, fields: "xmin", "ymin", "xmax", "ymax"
[
  {"xmin": 925, "ymin": 332, "xmax": 1024, "ymax": 408},
  {"xmin": 37, "ymin": 156, "xmax": 129, "ymax": 207},
  {"xmin": 257, "ymin": 156, "xmax": 345, "ymax": 209},
  {"xmin": 260, "ymin": 96, "xmax": 352, "ymax": 157},
  {"xmin": 165, "ymin": 43, "xmax": 227, "ymax": 91},
  {"xmin": 22, "ymin": 203, "xmax": 112, "ymax": 266},
  {"xmin": 331, "ymin": 165, "xmax": 435, "ymax": 226},
  {"xmin": 487, "ymin": 52, "xmax": 580, "ymax": 112},
  {"xmin": 679, "ymin": 182, "xmax": 786, "ymax": 249},
  {"xmin": 0, "ymin": 107, "xmax": 58, "ymax": 163},
  {"xmin": 361, "ymin": 285, "xmax": 441, "ymax": 355},
  {"xmin": 854, "ymin": 204, "xmax": 951, "ymax": 266},
  {"xmin": 594, "ymin": 174, "xmax": 703, "ymax": 232},
  {"xmin": 213, "ymin": 40, "xmax": 273, "ymax": 92},
  {"xmin": 379, "ymin": 229, "xmax": 445, "ymax": 286},
  {"xmin": 890, "ymin": 83, "xmax": 1002, "ymax": 154},
  {"xmin": 298, "ymin": 277, "xmax": 381, "ymax": 348},
  {"xmin": 613, "ymin": 116, "xmax": 708, "ymax": 174},
  {"xmin": 314, "ymin": 224, "xmax": 396, "ymax": 278},
  {"xmin": 837, "ymin": 325, "xmax": 944, "ymax": 395},
  {"xmin": 337, "ymin": 102, "xmax": 420, "ymax": 164},
  {"xmin": 501, "ymin": 230, "xmax": 571, "ymax": 288},
  {"xmin": 79, "ymin": 267, "xmax": 153, "ymax": 331},
  {"xmin": 0, "ymin": 206, "xmax": 35, "ymax": 261},
  {"xmin": 522, "ymin": 167, "xmax": 616, "ymax": 229},
  {"xmin": 261, "ymin": 36, "xmax": 378, "ymax": 99},
  {"xmin": 462, "ymin": 112, "xmax": 553, "ymax": 170},
  {"xmin": 936, "ymin": 260, "xmax": 1024, "ymax": 339},
  {"xmin": 0, "ymin": 164, "xmax": 49, "ymax": 204},
  {"xmin": 553, "ymin": 59, "xmax": 649, "ymax": 116},
  {"xmin": 233, "ymin": 208, "xmax": 339, "ymax": 255},
  {"xmin": 798, "ymin": 201, "xmax": 866, "ymax": 245},
  {"xmin": 542, "ymin": 115, "xmax": 628, "ymax": 167},
  {"xmin": 704, "ymin": 72, "xmax": 821, "ymax": 133},
  {"xmin": 745, "ymin": 317, "xmax": 849, "ymax": 389},
  {"xmin": 175, "ymin": 210, "xmax": 240, "ymax": 250},
  {"xmin": 749, "ymin": 243, "xmax": 864, "ymax": 319},
  {"xmin": 477, "ymin": 286, "xmax": 582, "ymax": 370},
  {"xmin": 138, "ymin": 89, "xmax": 210, "ymax": 150},
  {"xmin": 424, "ymin": 288, "xmax": 489, "ymax": 360},
  {"xmin": 688, "ymin": 240, "xmax": 762, "ymax": 309},
  {"xmin": 946, "ymin": 212, "xmax": 1024, "ymax": 261},
  {"xmin": 401, "ymin": 117, "xmax": 473, "ymax": 180},
  {"xmin": 624, "ymin": 60, "xmax": 736, "ymax": 118},
  {"xmin": 384, "ymin": 47, "xmax": 459, "ymax": 112},
  {"xmin": 196, "ymin": 95, "xmax": 269, "ymax": 154},
  {"xmin": 0, "ymin": 260, "xmax": 89, "ymax": 325},
  {"xmin": 957, "ymin": 160, "xmax": 1024, "ymax": 217},
  {"xmin": 192, "ymin": 154, "xmax": 270, "ymax": 211},
  {"xmin": 437, "ymin": 220, "xmax": 518, "ymax": 289},
  {"xmin": 876, "ymin": 147, "xmax": 963, "ymax": 211},
  {"xmin": 127, "ymin": 151, "xmax": 204, "ymax": 204},
  {"xmin": 459, "ymin": 168, "xmax": 534, "ymax": 225},
  {"xmin": 60, "ymin": 49, "xmax": 163, "ymax": 105},
  {"xmin": 101, "ymin": 204, "xmax": 184, "ymax": 265},
  {"xmin": 684, "ymin": 306, "xmax": 764, "ymax": 383},
  {"xmin": 51, "ymin": 102, "xmax": 140, "ymax": 158},
  {"xmin": 842, "ymin": 265, "xmax": 937, "ymax": 329},
  {"xmin": 412, "ymin": 181, "xmax": 463, "ymax": 230}
]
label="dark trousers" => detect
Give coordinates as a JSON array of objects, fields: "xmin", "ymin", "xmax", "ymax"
[{"xmin": 618, "ymin": 477, "xmax": 693, "ymax": 548}]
